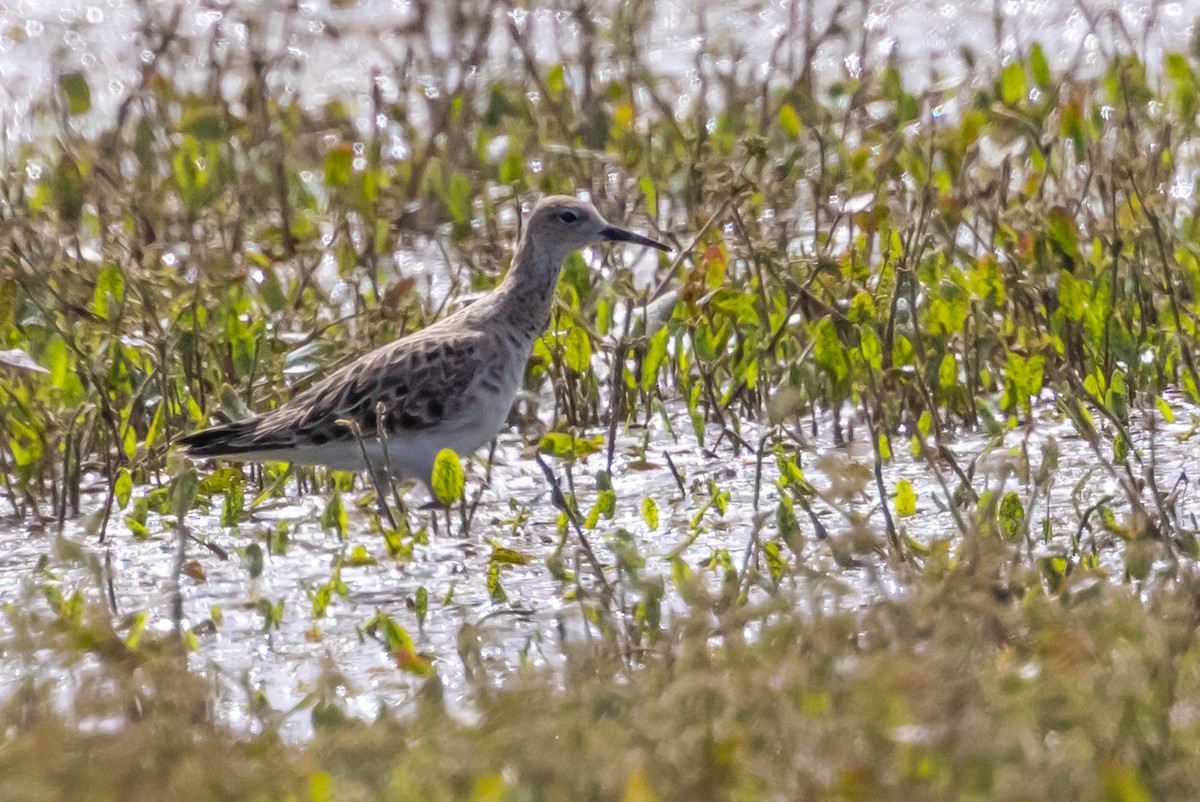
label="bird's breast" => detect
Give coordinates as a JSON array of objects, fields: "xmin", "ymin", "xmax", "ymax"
[{"xmin": 467, "ymin": 353, "xmax": 528, "ymax": 441}]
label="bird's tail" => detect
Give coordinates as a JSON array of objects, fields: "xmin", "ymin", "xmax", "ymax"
[{"xmin": 176, "ymin": 417, "xmax": 294, "ymax": 459}]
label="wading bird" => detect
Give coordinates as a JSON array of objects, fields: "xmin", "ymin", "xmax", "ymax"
[{"xmin": 178, "ymin": 196, "xmax": 669, "ymax": 515}]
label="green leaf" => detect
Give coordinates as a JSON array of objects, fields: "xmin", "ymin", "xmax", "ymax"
[
  {"xmin": 894, "ymin": 479, "xmax": 917, "ymax": 517},
  {"xmin": 641, "ymin": 327, "xmax": 669, "ymax": 391},
  {"xmin": 1113, "ymin": 432, "xmax": 1129, "ymax": 463},
  {"xmin": 538, "ymin": 432, "xmax": 603, "ymax": 458},
  {"xmin": 763, "ymin": 540, "xmax": 785, "ymax": 581},
  {"xmin": 1003, "ymin": 353, "xmax": 1045, "ymax": 412},
  {"xmin": 486, "ymin": 563, "xmax": 508, "ymax": 603},
  {"xmin": 179, "ymin": 106, "xmax": 226, "ymax": 140},
  {"xmin": 999, "ymin": 492, "xmax": 1025, "ymax": 542},
  {"xmin": 444, "ymin": 172, "xmax": 472, "ymax": 224},
  {"xmin": 877, "ymin": 434, "xmax": 891, "ymax": 460},
  {"xmin": 1046, "ymin": 208, "xmax": 1080, "ymax": 261},
  {"xmin": 778, "ymin": 103, "xmax": 801, "ymax": 138},
  {"xmin": 1155, "ymin": 395, "xmax": 1175, "ymax": 424},
  {"xmin": 891, "ymin": 334, "xmax": 914, "ymax": 367},
  {"xmin": 776, "ymin": 498, "xmax": 802, "ymax": 550},
  {"xmin": 172, "ymin": 136, "xmax": 210, "ymax": 210},
  {"xmin": 1058, "ymin": 270, "xmax": 1086, "ymax": 320},
  {"xmin": 1166, "ymin": 53, "xmax": 1194, "ymax": 83},
  {"xmin": 220, "ymin": 476, "xmax": 244, "ymax": 527},
  {"xmin": 670, "ymin": 556, "xmax": 703, "ymax": 605},
  {"xmin": 859, "ymin": 329, "xmax": 882, "ymax": 371},
  {"xmin": 256, "ymin": 597, "xmax": 284, "ymax": 631},
  {"xmin": 366, "ymin": 612, "xmax": 434, "ymax": 676},
  {"xmin": 52, "ymin": 154, "xmax": 85, "ymax": 224},
  {"xmin": 917, "ymin": 410, "xmax": 933, "ymax": 439},
  {"xmin": 120, "ymin": 422, "xmax": 136, "ymax": 462},
  {"xmin": 1062, "ymin": 98, "xmax": 1086, "ymax": 161},
  {"xmin": 172, "ymin": 469, "xmax": 200, "ymax": 521},
  {"xmin": 959, "ymin": 109, "xmax": 986, "ymax": 149},
  {"xmin": 44, "ymin": 336, "xmax": 70, "ymax": 388},
  {"xmin": 897, "ymin": 93, "xmax": 919, "ymax": 123},
  {"xmin": 199, "ymin": 467, "xmax": 243, "ymax": 494},
  {"xmin": 145, "ymin": 401, "xmax": 166, "ymax": 451},
  {"xmin": 60, "ymin": 72, "xmax": 91, "ymax": 115},
  {"xmin": 0, "ymin": 277, "xmax": 14, "ymax": 331},
  {"xmin": 114, "ymin": 468, "xmax": 133, "ymax": 509},
  {"xmin": 219, "ymin": 384, "xmax": 253, "ymax": 422},
  {"xmin": 1107, "ymin": 370, "xmax": 1129, "ymax": 422},
  {"xmin": 640, "ymin": 176, "xmax": 657, "ymax": 213},
  {"xmin": 414, "ymin": 586, "xmax": 428, "ymax": 627},
  {"xmin": 346, "ymin": 546, "xmax": 377, "ymax": 566},
  {"xmin": 585, "ymin": 488, "xmax": 617, "ymax": 528},
  {"xmin": 545, "ymin": 63, "xmax": 565, "ymax": 95},
  {"xmin": 1000, "ymin": 61, "xmax": 1027, "ymax": 105},
  {"xmin": 321, "ymin": 493, "xmax": 347, "ymax": 538},
  {"xmin": 539, "ymin": 432, "xmax": 576, "ymax": 458},
  {"xmin": 499, "ymin": 149, "xmax": 524, "ymax": 184},
  {"xmin": 324, "ymin": 144, "xmax": 353, "ymax": 187},
  {"xmin": 134, "ymin": 118, "xmax": 155, "ymax": 173},
  {"xmin": 693, "ymin": 319, "xmax": 730, "ymax": 361},
  {"xmin": 489, "ymin": 544, "xmax": 531, "ymax": 565},
  {"xmin": 1100, "ymin": 761, "xmax": 1152, "ymax": 802},
  {"xmin": 270, "ymin": 522, "xmax": 289, "ymax": 555},
  {"xmin": 309, "ymin": 771, "xmax": 335, "ymax": 802},
  {"xmin": 125, "ymin": 610, "xmax": 148, "ymax": 649},
  {"xmin": 848, "ymin": 291, "xmax": 875, "ymax": 323},
  {"xmin": 812, "ymin": 316, "xmax": 848, "ymax": 382},
  {"xmin": 1029, "ymin": 43, "xmax": 1052, "ymax": 89},
  {"xmin": 563, "ymin": 326, "xmax": 592, "ymax": 373},
  {"xmin": 431, "ymin": 449, "xmax": 464, "ymax": 505},
  {"xmin": 92, "ymin": 264, "xmax": 126, "ymax": 320},
  {"xmin": 938, "ymin": 353, "xmax": 957, "ymax": 389},
  {"xmin": 642, "ymin": 496, "xmax": 659, "ymax": 531}
]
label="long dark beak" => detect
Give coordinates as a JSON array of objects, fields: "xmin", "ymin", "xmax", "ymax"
[{"xmin": 600, "ymin": 225, "xmax": 671, "ymax": 252}]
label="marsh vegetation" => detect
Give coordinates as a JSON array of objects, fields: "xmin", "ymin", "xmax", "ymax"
[{"xmin": 3, "ymin": 0, "xmax": 1200, "ymax": 798}]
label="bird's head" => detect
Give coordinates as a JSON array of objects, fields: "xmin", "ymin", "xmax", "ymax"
[{"xmin": 523, "ymin": 195, "xmax": 670, "ymax": 264}]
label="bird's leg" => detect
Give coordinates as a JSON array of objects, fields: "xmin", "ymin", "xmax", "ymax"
[
  {"xmin": 336, "ymin": 417, "xmax": 399, "ymax": 530},
  {"xmin": 413, "ymin": 496, "xmax": 456, "ymax": 536},
  {"xmin": 369, "ymin": 466, "xmax": 398, "ymax": 530},
  {"xmin": 373, "ymin": 402, "xmax": 409, "ymax": 526}
]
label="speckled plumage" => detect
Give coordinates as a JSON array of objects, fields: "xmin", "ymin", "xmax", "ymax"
[{"xmin": 178, "ymin": 195, "xmax": 669, "ymax": 488}]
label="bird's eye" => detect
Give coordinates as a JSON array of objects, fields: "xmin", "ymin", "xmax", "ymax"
[{"xmin": 557, "ymin": 210, "xmax": 580, "ymax": 224}]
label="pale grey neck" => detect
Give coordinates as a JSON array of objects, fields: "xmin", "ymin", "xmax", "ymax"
[{"xmin": 489, "ymin": 237, "xmax": 564, "ymax": 340}]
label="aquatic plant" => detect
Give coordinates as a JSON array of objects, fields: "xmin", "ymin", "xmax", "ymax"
[{"xmin": 2, "ymin": 1, "xmax": 1200, "ymax": 798}]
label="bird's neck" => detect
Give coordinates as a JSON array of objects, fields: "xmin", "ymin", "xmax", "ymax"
[{"xmin": 490, "ymin": 238, "xmax": 562, "ymax": 340}]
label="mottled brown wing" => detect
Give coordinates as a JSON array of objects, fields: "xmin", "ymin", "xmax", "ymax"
[{"xmin": 258, "ymin": 328, "xmax": 488, "ymax": 446}]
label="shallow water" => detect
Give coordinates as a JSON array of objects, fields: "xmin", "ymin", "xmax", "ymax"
[{"xmin": 1, "ymin": 391, "xmax": 1196, "ymax": 740}]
